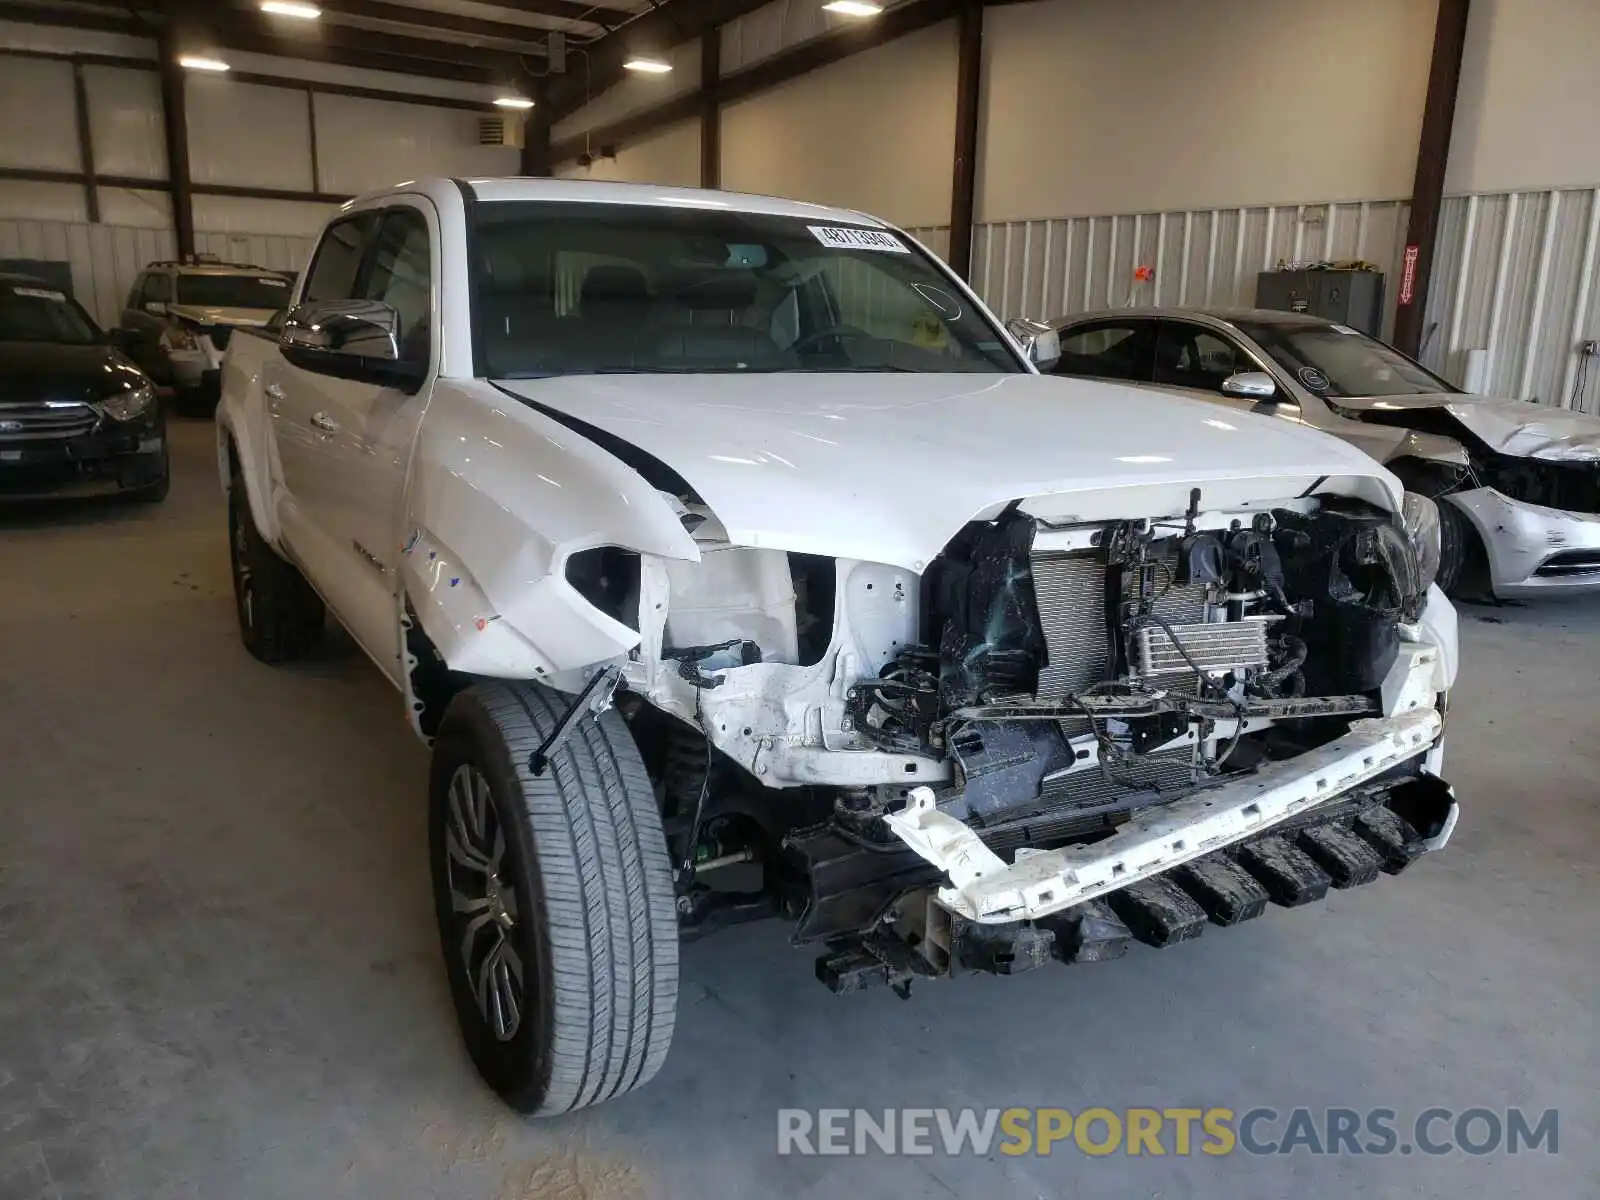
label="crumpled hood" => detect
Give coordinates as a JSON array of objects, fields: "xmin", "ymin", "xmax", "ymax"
[
  {"xmin": 1335, "ymin": 392, "xmax": 1600, "ymax": 462},
  {"xmin": 494, "ymin": 372, "xmax": 1395, "ymax": 570},
  {"xmin": 167, "ymin": 304, "xmax": 275, "ymax": 328}
]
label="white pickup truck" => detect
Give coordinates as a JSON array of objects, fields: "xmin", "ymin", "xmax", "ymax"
[{"xmin": 218, "ymin": 178, "xmax": 1460, "ymax": 1117}]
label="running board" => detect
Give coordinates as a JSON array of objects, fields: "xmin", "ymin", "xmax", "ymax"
[{"xmin": 883, "ymin": 707, "xmax": 1444, "ymax": 925}]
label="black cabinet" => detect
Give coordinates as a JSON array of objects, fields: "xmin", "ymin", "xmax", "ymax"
[{"xmin": 1255, "ymin": 269, "xmax": 1385, "ymax": 336}]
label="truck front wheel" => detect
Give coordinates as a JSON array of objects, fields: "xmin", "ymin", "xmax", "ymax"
[{"xmin": 428, "ymin": 681, "xmax": 679, "ymax": 1115}]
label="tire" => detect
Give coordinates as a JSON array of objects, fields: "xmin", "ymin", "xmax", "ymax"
[
  {"xmin": 228, "ymin": 476, "xmax": 324, "ymax": 662},
  {"xmin": 428, "ymin": 681, "xmax": 679, "ymax": 1116},
  {"xmin": 1434, "ymin": 496, "xmax": 1478, "ymax": 596}
]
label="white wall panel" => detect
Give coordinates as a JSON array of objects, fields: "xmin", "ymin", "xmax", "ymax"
[
  {"xmin": 978, "ymin": 0, "xmax": 1435, "ymax": 223},
  {"xmin": 221, "ymin": 47, "xmax": 504, "ymax": 104},
  {"xmin": 1425, "ymin": 187, "xmax": 1600, "ymax": 409},
  {"xmin": 187, "ymin": 77, "xmax": 314, "ymax": 190},
  {"xmin": 97, "ymin": 187, "xmax": 171, "ymax": 229},
  {"xmin": 314, "ymin": 93, "xmax": 517, "ymax": 195},
  {"xmin": 957, "ymin": 197, "xmax": 1413, "ymax": 331},
  {"xmin": 0, "ymin": 216, "xmax": 173, "ymax": 327},
  {"xmin": 0, "ymin": 180, "xmax": 87, "ymax": 223},
  {"xmin": 555, "ymin": 120, "xmax": 700, "ymax": 188},
  {"xmin": 720, "ymin": 22, "xmax": 957, "ymax": 228},
  {"xmin": 0, "ymin": 19, "xmax": 154, "ymax": 59},
  {"xmin": 0, "ymin": 56, "xmax": 78, "ymax": 171},
  {"xmin": 718, "ymin": 0, "xmax": 893, "ymax": 72},
  {"xmin": 194, "ymin": 229, "xmax": 316, "ymax": 278},
  {"xmin": 85, "ymin": 66, "xmax": 166, "ymax": 180},
  {"xmin": 1449, "ymin": 0, "xmax": 1600, "ymax": 195},
  {"xmin": 552, "ymin": 40, "xmax": 701, "ymax": 142},
  {"xmin": 193, "ymin": 194, "xmax": 330, "ymax": 239}
]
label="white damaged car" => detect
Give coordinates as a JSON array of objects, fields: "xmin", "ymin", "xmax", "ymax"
[
  {"xmin": 217, "ymin": 179, "xmax": 1459, "ymax": 1116},
  {"xmin": 1050, "ymin": 306, "xmax": 1600, "ymax": 597}
]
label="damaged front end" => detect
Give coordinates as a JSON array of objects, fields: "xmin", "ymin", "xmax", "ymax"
[
  {"xmin": 591, "ymin": 476, "xmax": 1457, "ymax": 991},
  {"xmin": 765, "ymin": 492, "xmax": 1457, "ymax": 993},
  {"xmin": 1353, "ymin": 403, "xmax": 1600, "ymax": 595}
]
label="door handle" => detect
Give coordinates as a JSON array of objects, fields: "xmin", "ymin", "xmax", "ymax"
[
  {"xmin": 264, "ymin": 383, "xmax": 285, "ymax": 401},
  {"xmin": 310, "ymin": 412, "xmax": 340, "ymax": 434}
]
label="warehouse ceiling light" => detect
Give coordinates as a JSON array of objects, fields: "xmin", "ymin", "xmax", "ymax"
[
  {"xmin": 822, "ymin": 1, "xmax": 884, "ymax": 16},
  {"xmin": 178, "ymin": 54, "xmax": 231, "ymax": 71},
  {"xmin": 623, "ymin": 56, "xmax": 673, "ymax": 74},
  {"xmin": 260, "ymin": 0, "xmax": 322, "ymax": 16},
  {"xmin": 494, "ymin": 96, "xmax": 536, "ymax": 109}
]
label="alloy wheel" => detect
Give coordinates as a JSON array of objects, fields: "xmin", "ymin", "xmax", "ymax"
[{"xmin": 443, "ymin": 763, "xmax": 525, "ymax": 1041}]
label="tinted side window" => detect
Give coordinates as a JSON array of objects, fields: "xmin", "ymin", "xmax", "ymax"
[
  {"xmin": 303, "ymin": 216, "xmax": 375, "ymax": 303},
  {"xmin": 1155, "ymin": 323, "xmax": 1250, "ymax": 391},
  {"xmin": 143, "ymin": 273, "xmax": 172, "ymax": 304},
  {"xmin": 126, "ymin": 274, "xmax": 146, "ymax": 310},
  {"xmin": 1054, "ymin": 321, "xmax": 1156, "ymax": 382},
  {"xmin": 360, "ymin": 209, "xmax": 431, "ymax": 364}
]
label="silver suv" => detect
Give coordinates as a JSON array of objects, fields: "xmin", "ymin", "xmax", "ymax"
[{"xmin": 118, "ymin": 259, "xmax": 293, "ymax": 415}]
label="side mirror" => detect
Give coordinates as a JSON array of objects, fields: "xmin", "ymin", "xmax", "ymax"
[
  {"xmin": 1220, "ymin": 370, "xmax": 1279, "ymax": 400},
  {"xmin": 143, "ymin": 301, "xmax": 168, "ymax": 316},
  {"xmin": 279, "ymin": 299, "xmax": 425, "ymax": 392},
  {"xmin": 1006, "ymin": 317, "xmax": 1062, "ymax": 372}
]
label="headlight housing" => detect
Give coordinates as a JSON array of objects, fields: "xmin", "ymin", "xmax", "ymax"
[
  {"xmin": 102, "ymin": 382, "xmax": 157, "ymax": 423},
  {"xmin": 1400, "ymin": 491, "xmax": 1442, "ymax": 596},
  {"xmin": 161, "ymin": 324, "xmax": 197, "ymax": 352}
]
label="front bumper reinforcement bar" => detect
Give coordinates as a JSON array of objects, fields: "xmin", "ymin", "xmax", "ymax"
[{"xmin": 883, "ymin": 706, "xmax": 1446, "ymax": 924}]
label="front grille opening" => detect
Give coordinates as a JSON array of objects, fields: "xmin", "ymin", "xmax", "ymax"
[{"xmin": 1535, "ymin": 549, "xmax": 1600, "ymax": 577}]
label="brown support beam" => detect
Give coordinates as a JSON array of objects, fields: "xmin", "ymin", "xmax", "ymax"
[
  {"xmin": 71, "ymin": 61, "xmax": 100, "ymax": 224},
  {"xmin": 520, "ymin": 84, "xmax": 553, "ymax": 176},
  {"xmin": 550, "ymin": 0, "xmax": 958, "ymax": 162},
  {"xmin": 305, "ymin": 86, "xmax": 321, "ymax": 194},
  {"xmin": 0, "ymin": 51, "xmax": 504, "ymax": 113},
  {"xmin": 947, "ymin": 0, "xmax": 982, "ymax": 279},
  {"xmin": 0, "ymin": 167, "xmax": 350, "ymax": 207},
  {"xmin": 700, "ymin": 28, "xmax": 720, "ymax": 189},
  {"xmin": 1393, "ymin": 0, "xmax": 1471, "ymax": 357},
  {"xmin": 546, "ymin": 0, "xmax": 772, "ymax": 121},
  {"xmin": 321, "ymin": 0, "xmax": 605, "ymax": 40},
  {"xmin": 156, "ymin": 29, "xmax": 196, "ymax": 258}
]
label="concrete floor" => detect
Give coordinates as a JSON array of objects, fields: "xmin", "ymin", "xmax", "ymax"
[{"xmin": 1, "ymin": 417, "xmax": 1596, "ymax": 1200}]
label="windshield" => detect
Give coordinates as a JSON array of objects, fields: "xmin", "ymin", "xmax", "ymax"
[
  {"xmin": 1234, "ymin": 320, "xmax": 1455, "ymax": 398},
  {"xmin": 176, "ymin": 273, "xmax": 293, "ymax": 310},
  {"xmin": 0, "ymin": 282, "xmax": 100, "ymax": 345},
  {"xmin": 471, "ymin": 201, "xmax": 1020, "ymax": 377}
]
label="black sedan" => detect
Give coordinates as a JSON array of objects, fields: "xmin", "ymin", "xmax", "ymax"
[{"xmin": 0, "ymin": 274, "xmax": 168, "ymax": 503}]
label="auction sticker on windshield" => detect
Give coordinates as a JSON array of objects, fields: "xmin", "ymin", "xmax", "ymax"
[
  {"xmin": 808, "ymin": 226, "xmax": 909, "ymax": 253},
  {"xmin": 11, "ymin": 287, "xmax": 66, "ymax": 301}
]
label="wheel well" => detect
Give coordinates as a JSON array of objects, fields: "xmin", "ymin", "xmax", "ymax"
[{"xmin": 402, "ymin": 598, "xmax": 469, "ymax": 740}]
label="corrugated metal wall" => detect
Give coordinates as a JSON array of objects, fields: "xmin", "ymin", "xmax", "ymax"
[
  {"xmin": 0, "ymin": 216, "xmax": 312, "ymax": 328},
  {"xmin": 926, "ymin": 198, "xmax": 1413, "ymax": 331},
  {"xmin": 1426, "ymin": 186, "xmax": 1600, "ymax": 410},
  {"xmin": 919, "ymin": 185, "xmax": 1600, "ymax": 413}
]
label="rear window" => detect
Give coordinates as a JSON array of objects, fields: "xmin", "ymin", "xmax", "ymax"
[{"xmin": 176, "ymin": 273, "xmax": 293, "ymax": 310}]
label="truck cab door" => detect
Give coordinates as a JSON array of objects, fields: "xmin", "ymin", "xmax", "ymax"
[{"xmin": 272, "ymin": 205, "xmax": 436, "ymax": 679}]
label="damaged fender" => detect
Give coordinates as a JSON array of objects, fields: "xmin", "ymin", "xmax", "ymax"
[{"xmin": 402, "ymin": 383, "xmax": 699, "ymax": 679}]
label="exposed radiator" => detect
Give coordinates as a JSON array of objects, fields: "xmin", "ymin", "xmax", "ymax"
[
  {"xmin": 1029, "ymin": 551, "xmax": 1208, "ymax": 700},
  {"xmin": 1135, "ymin": 618, "xmax": 1270, "ymax": 678}
]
